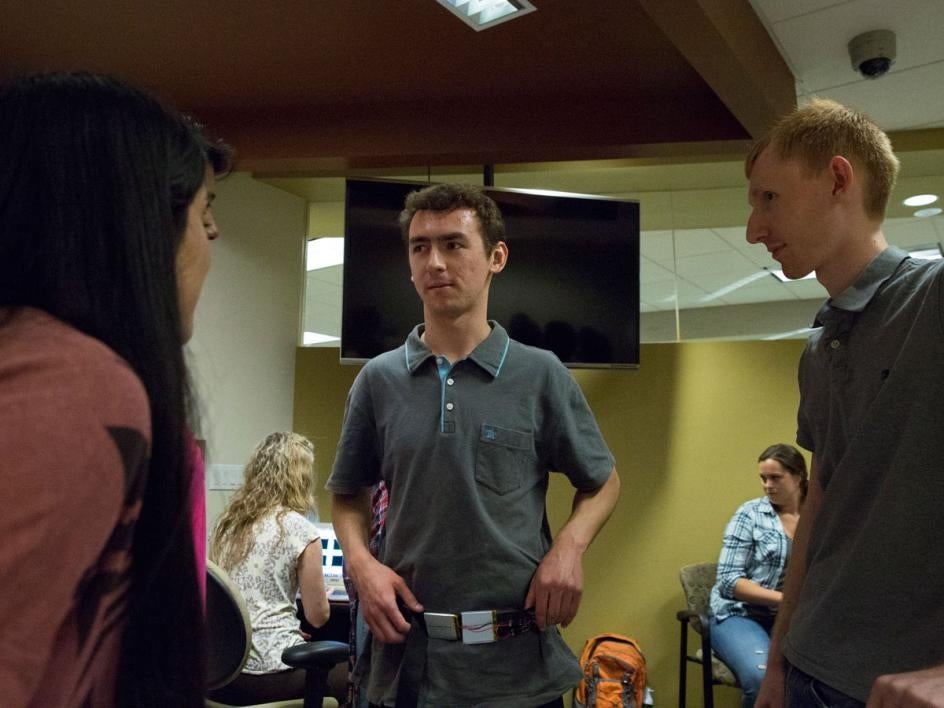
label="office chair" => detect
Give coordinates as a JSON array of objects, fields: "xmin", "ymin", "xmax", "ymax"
[
  {"xmin": 676, "ymin": 562, "xmax": 738, "ymax": 708},
  {"xmin": 206, "ymin": 559, "xmax": 349, "ymax": 708}
]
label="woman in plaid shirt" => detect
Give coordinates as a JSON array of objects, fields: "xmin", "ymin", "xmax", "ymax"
[{"xmin": 709, "ymin": 444, "xmax": 808, "ymax": 708}]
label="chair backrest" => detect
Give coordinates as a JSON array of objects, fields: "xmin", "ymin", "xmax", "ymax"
[
  {"xmin": 206, "ymin": 559, "xmax": 253, "ymax": 691},
  {"xmin": 679, "ymin": 562, "xmax": 718, "ymax": 635}
]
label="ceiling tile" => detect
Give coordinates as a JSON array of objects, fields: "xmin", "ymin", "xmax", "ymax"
[
  {"xmin": 750, "ymin": 0, "xmax": 846, "ymax": 26},
  {"xmin": 767, "ymin": 0, "xmax": 944, "ymax": 93},
  {"xmin": 815, "ymin": 63, "xmax": 944, "ymax": 131},
  {"xmin": 640, "ymin": 230, "xmax": 676, "ymax": 262},
  {"xmin": 306, "ymin": 264, "xmax": 344, "ymax": 286},
  {"xmin": 786, "ymin": 279, "xmax": 830, "ymax": 300},
  {"xmin": 931, "ymin": 216, "xmax": 944, "ymax": 241},
  {"xmin": 671, "ymin": 228, "xmax": 733, "ymax": 258},
  {"xmin": 681, "ymin": 269, "xmax": 771, "ymax": 295},
  {"xmin": 720, "ymin": 278, "xmax": 799, "ymax": 305},
  {"xmin": 641, "ymin": 279, "xmax": 709, "ymax": 311},
  {"xmin": 640, "ymin": 256, "xmax": 676, "ymax": 284},
  {"xmin": 883, "ymin": 217, "xmax": 943, "ymax": 248},
  {"xmin": 673, "ymin": 249, "xmax": 759, "ymax": 278}
]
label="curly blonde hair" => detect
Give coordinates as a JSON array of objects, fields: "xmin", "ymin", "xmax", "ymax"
[{"xmin": 210, "ymin": 431, "xmax": 316, "ymax": 570}]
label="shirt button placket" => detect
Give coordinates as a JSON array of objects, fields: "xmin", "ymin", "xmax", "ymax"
[{"xmin": 442, "ymin": 373, "xmax": 457, "ymax": 433}]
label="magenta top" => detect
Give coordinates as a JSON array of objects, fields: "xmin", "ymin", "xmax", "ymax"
[{"xmin": 186, "ymin": 432, "xmax": 206, "ymax": 603}]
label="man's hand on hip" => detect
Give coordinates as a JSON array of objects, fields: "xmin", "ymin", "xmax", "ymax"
[
  {"xmin": 867, "ymin": 664, "xmax": 944, "ymax": 708},
  {"xmin": 525, "ymin": 539, "xmax": 583, "ymax": 629},
  {"xmin": 355, "ymin": 557, "xmax": 423, "ymax": 644}
]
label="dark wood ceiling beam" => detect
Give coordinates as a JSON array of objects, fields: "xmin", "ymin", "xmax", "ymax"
[
  {"xmin": 202, "ymin": 92, "xmax": 749, "ymax": 172},
  {"xmin": 637, "ymin": 0, "xmax": 796, "ymax": 138}
]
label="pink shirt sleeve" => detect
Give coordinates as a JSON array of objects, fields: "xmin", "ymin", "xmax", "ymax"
[{"xmin": 186, "ymin": 433, "xmax": 207, "ymax": 603}]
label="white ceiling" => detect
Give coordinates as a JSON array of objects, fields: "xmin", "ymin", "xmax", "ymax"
[
  {"xmin": 294, "ymin": 0, "xmax": 944, "ymax": 343},
  {"xmin": 637, "ymin": 0, "xmax": 944, "ymax": 311},
  {"xmin": 751, "ymin": 0, "xmax": 944, "ymax": 131},
  {"xmin": 645, "ymin": 0, "xmax": 944, "ymax": 314}
]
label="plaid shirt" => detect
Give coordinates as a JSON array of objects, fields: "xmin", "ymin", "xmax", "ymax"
[
  {"xmin": 709, "ymin": 496, "xmax": 791, "ymax": 621},
  {"xmin": 344, "ymin": 481, "xmax": 388, "ymax": 706}
]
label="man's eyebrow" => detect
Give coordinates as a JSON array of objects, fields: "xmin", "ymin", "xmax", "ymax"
[{"xmin": 409, "ymin": 232, "xmax": 467, "ymax": 243}]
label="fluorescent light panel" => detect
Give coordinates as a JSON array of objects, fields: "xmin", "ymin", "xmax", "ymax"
[
  {"xmin": 763, "ymin": 327, "xmax": 818, "ymax": 341},
  {"xmin": 306, "ymin": 237, "xmax": 344, "ymax": 271},
  {"xmin": 435, "ymin": 0, "xmax": 536, "ymax": 31},
  {"xmin": 303, "ymin": 331, "xmax": 340, "ymax": 345},
  {"xmin": 769, "ymin": 269, "xmax": 816, "ymax": 283},
  {"xmin": 908, "ymin": 245, "xmax": 943, "ymax": 261}
]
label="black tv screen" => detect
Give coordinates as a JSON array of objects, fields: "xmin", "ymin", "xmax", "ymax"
[{"xmin": 341, "ymin": 178, "xmax": 640, "ymax": 368}]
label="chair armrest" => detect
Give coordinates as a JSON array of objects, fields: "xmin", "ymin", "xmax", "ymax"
[
  {"xmin": 676, "ymin": 609, "xmax": 711, "ymax": 637},
  {"xmin": 281, "ymin": 640, "xmax": 349, "ymax": 669}
]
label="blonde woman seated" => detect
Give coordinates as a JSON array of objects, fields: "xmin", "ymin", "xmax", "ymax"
[{"xmin": 209, "ymin": 431, "xmax": 331, "ymax": 704}]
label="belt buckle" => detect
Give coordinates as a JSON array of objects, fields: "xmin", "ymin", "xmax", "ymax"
[
  {"xmin": 423, "ymin": 612, "xmax": 461, "ymax": 641},
  {"xmin": 460, "ymin": 610, "xmax": 497, "ymax": 644}
]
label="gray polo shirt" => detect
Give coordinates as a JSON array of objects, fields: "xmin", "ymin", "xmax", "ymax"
[
  {"xmin": 328, "ymin": 322, "xmax": 615, "ymax": 707},
  {"xmin": 785, "ymin": 247, "xmax": 944, "ymax": 700}
]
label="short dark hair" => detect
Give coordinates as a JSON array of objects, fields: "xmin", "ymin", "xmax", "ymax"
[
  {"xmin": 758, "ymin": 443, "xmax": 810, "ymax": 501},
  {"xmin": 398, "ymin": 183, "xmax": 505, "ymax": 253},
  {"xmin": 0, "ymin": 71, "xmax": 231, "ymax": 707}
]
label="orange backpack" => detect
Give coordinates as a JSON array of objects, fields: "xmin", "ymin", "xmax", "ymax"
[{"xmin": 574, "ymin": 633, "xmax": 647, "ymax": 708}]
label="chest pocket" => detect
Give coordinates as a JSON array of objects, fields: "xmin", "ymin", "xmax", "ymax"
[{"xmin": 474, "ymin": 424, "xmax": 534, "ymax": 494}]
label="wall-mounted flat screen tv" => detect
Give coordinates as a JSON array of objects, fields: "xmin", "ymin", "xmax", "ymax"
[{"xmin": 341, "ymin": 178, "xmax": 640, "ymax": 368}]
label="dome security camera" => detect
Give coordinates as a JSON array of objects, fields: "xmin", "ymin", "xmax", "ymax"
[{"xmin": 848, "ymin": 30, "xmax": 896, "ymax": 79}]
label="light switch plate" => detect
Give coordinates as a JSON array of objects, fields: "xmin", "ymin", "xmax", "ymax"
[{"xmin": 206, "ymin": 464, "xmax": 243, "ymax": 490}]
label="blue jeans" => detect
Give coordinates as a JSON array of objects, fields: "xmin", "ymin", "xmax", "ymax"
[
  {"xmin": 785, "ymin": 663, "xmax": 864, "ymax": 708},
  {"xmin": 710, "ymin": 615, "xmax": 771, "ymax": 708}
]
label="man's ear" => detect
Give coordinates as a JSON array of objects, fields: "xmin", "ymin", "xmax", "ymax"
[
  {"xmin": 490, "ymin": 242, "xmax": 509, "ymax": 274},
  {"xmin": 829, "ymin": 156, "xmax": 854, "ymax": 197}
]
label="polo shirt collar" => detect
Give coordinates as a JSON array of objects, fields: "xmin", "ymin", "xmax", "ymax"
[
  {"xmin": 813, "ymin": 246, "xmax": 909, "ymax": 325},
  {"xmin": 404, "ymin": 321, "xmax": 510, "ymax": 378}
]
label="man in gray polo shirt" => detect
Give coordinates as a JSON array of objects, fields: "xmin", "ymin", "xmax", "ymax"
[
  {"xmin": 746, "ymin": 99, "xmax": 944, "ymax": 707},
  {"xmin": 328, "ymin": 183, "xmax": 620, "ymax": 707}
]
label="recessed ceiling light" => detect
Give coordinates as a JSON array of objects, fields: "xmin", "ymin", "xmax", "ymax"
[
  {"xmin": 914, "ymin": 207, "xmax": 943, "ymax": 218},
  {"xmin": 903, "ymin": 194, "xmax": 939, "ymax": 207},
  {"xmin": 306, "ymin": 237, "xmax": 344, "ymax": 271},
  {"xmin": 435, "ymin": 0, "xmax": 536, "ymax": 32}
]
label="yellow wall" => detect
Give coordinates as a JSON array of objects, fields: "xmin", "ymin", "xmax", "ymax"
[{"xmin": 294, "ymin": 339, "xmax": 808, "ymax": 708}]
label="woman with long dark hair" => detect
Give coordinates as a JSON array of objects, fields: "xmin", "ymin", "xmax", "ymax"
[{"xmin": 0, "ymin": 71, "xmax": 230, "ymax": 707}]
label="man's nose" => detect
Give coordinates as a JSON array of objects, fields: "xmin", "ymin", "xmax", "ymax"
[
  {"xmin": 427, "ymin": 247, "xmax": 445, "ymax": 269},
  {"xmin": 746, "ymin": 213, "xmax": 765, "ymax": 244}
]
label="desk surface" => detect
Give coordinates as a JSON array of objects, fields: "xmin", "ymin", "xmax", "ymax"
[{"xmin": 298, "ymin": 597, "xmax": 351, "ymax": 644}]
